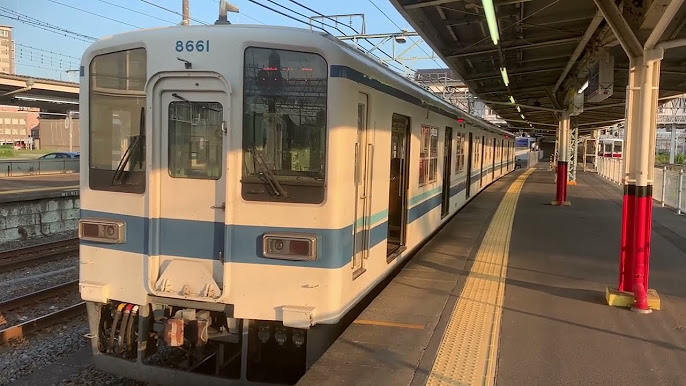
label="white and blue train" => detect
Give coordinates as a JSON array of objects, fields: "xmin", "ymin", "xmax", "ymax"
[{"xmin": 78, "ymin": 21, "xmax": 515, "ymax": 385}]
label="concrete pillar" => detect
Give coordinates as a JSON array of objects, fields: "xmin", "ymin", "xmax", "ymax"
[
  {"xmin": 553, "ymin": 114, "xmax": 571, "ymax": 205},
  {"xmin": 618, "ymin": 53, "xmax": 662, "ymax": 313}
]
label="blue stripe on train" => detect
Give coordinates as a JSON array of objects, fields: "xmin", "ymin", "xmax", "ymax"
[
  {"xmin": 80, "ymin": 165, "xmax": 512, "ymax": 268},
  {"xmin": 80, "ymin": 179, "xmax": 474, "ymax": 269}
]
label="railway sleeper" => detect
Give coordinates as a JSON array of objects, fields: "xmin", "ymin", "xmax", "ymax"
[{"xmin": 87, "ymin": 301, "xmax": 338, "ymax": 385}]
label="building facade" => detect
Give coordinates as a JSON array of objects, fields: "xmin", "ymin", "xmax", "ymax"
[
  {"xmin": 37, "ymin": 113, "xmax": 80, "ymax": 151},
  {"xmin": 0, "ymin": 106, "xmax": 38, "ymax": 148},
  {"xmin": 0, "ymin": 25, "xmax": 13, "ymax": 74}
]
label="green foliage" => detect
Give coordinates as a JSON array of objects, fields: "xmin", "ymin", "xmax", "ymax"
[
  {"xmin": 0, "ymin": 145, "xmax": 14, "ymax": 158},
  {"xmin": 655, "ymin": 152, "xmax": 686, "ymax": 166}
]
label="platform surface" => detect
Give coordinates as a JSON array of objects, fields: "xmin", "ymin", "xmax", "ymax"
[
  {"xmin": 298, "ymin": 167, "xmax": 686, "ymax": 386},
  {"xmin": 0, "ymin": 173, "xmax": 79, "ymax": 203}
]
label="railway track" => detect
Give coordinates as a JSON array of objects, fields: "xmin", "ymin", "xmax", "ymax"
[
  {"xmin": 0, "ymin": 280, "xmax": 84, "ymax": 344},
  {"xmin": 0, "ymin": 238, "xmax": 79, "ymax": 271}
]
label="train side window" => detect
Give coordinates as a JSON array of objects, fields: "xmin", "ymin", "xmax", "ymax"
[
  {"xmin": 88, "ymin": 48, "xmax": 147, "ymax": 193},
  {"xmin": 241, "ymin": 47, "xmax": 327, "ymax": 204},
  {"xmin": 419, "ymin": 125, "xmax": 438, "ymax": 186},
  {"xmin": 454, "ymin": 132, "xmax": 464, "ymax": 174},
  {"xmin": 168, "ymin": 101, "xmax": 223, "ymax": 179}
]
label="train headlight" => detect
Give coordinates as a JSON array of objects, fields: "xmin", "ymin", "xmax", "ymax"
[
  {"xmin": 78, "ymin": 218, "xmax": 125, "ymax": 244},
  {"xmin": 262, "ymin": 233, "xmax": 317, "ymax": 261}
]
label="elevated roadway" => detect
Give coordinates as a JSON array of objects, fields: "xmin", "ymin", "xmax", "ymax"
[{"xmin": 0, "ymin": 72, "xmax": 78, "ymax": 113}]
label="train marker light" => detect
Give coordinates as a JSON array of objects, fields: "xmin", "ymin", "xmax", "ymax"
[
  {"xmin": 262, "ymin": 233, "xmax": 317, "ymax": 261},
  {"xmin": 79, "ymin": 218, "xmax": 125, "ymax": 244}
]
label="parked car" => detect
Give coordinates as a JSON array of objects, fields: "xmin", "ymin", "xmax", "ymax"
[{"xmin": 38, "ymin": 152, "xmax": 80, "ymax": 159}]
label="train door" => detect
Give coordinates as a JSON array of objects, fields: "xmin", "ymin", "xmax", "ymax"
[
  {"xmin": 441, "ymin": 127, "xmax": 453, "ymax": 218},
  {"xmin": 480, "ymin": 135, "xmax": 485, "ymax": 187},
  {"xmin": 151, "ymin": 76, "xmax": 227, "ymax": 301},
  {"xmin": 492, "ymin": 138, "xmax": 496, "ymax": 180},
  {"xmin": 500, "ymin": 140, "xmax": 504, "ymax": 174},
  {"xmin": 466, "ymin": 132, "xmax": 473, "ymax": 198},
  {"xmin": 387, "ymin": 114, "xmax": 410, "ymax": 258},
  {"xmin": 353, "ymin": 92, "xmax": 372, "ymax": 278}
]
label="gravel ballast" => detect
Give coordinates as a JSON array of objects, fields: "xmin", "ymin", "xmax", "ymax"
[{"xmin": 0, "ymin": 318, "xmax": 88, "ymax": 385}]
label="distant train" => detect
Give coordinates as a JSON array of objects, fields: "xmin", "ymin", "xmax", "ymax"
[
  {"xmin": 599, "ymin": 137, "xmax": 623, "ymax": 158},
  {"xmin": 78, "ymin": 23, "xmax": 515, "ymax": 385}
]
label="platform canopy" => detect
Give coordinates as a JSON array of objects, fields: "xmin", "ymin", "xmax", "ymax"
[{"xmin": 390, "ymin": 0, "xmax": 686, "ymax": 136}]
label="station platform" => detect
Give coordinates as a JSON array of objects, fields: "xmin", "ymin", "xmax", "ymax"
[
  {"xmin": 0, "ymin": 173, "xmax": 79, "ymax": 203},
  {"xmin": 298, "ymin": 167, "xmax": 686, "ymax": 385}
]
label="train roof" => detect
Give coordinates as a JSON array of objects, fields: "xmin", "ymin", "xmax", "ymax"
[{"xmin": 84, "ymin": 24, "xmax": 511, "ymax": 137}]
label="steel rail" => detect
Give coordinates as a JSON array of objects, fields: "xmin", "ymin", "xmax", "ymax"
[
  {"xmin": 0, "ymin": 280, "xmax": 79, "ymax": 312},
  {"xmin": 0, "ymin": 238, "xmax": 79, "ymax": 270}
]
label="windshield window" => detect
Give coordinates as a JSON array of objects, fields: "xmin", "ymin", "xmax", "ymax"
[
  {"xmin": 89, "ymin": 48, "xmax": 146, "ymax": 193},
  {"xmin": 242, "ymin": 47, "xmax": 327, "ymax": 204}
]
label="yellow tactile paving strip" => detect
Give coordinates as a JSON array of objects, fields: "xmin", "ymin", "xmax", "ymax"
[{"xmin": 426, "ymin": 168, "xmax": 535, "ymax": 386}]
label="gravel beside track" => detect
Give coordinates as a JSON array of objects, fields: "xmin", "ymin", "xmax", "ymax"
[
  {"xmin": 0, "ymin": 257, "xmax": 78, "ymax": 303},
  {"xmin": 0, "ymin": 318, "xmax": 88, "ymax": 385},
  {"xmin": 58, "ymin": 365, "xmax": 147, "ymax": 386}
]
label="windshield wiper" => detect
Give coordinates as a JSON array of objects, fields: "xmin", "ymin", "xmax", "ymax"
[
  {"xmin": 252, "ymin": 148, "xmax": 287, "ymax": 198},
  {"xmin": 112, "ymin": 107, "xmax": 145, "ymax": 185}
]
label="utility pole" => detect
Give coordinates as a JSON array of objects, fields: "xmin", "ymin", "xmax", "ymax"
[{"xmin": 181, "ymin": 0, "xmax": 190, "ymax": 26}]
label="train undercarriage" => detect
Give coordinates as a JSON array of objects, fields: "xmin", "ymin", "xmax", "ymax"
[{"xmin": 85, "ymin": 300, "xmax": 339, "ymax": 385}]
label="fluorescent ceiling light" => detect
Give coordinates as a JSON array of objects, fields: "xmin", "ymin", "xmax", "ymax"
[
  {"xmin": 516, "ymin": 105, "xmax": 522, "ymax": 113},
  {"xmin": 500, "ymin": 67, "xmax": 509, "ymax": 87},
  {"xmin": 520, "ymin": 113, "xmax": 526, "ymax": 120},
  {"xmin": 578, "ymin": 80, "xmax": 589, "ymax": 94},
  {"xmin": 509, "ymin": 96, "xmax": 516, "ymax": 104},
  {"xmin": 482, "ymin": 0, "xmax": 500, "ymax": 45}
]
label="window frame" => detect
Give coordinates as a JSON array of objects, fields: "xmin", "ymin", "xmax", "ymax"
[
  {"xmin": 87, "ymin": 47, "xmax": 147, "ymax": 194},
  {"xmin": 167, "ymin": 101, "xmax": 224, "ymax": 180},
  {"xmin": 454, "ymin": 132, "xmax": 465, "ymax": 175},
  {"xmin": 419, "ymin": 125, "xmax": 438, "ymax": 186},
  {"xmin": 240, "ymin": 46, "xmax": 329, "ymax": 204}
]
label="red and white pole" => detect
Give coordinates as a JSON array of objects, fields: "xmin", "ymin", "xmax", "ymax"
[
  {"xmin": 554, "ymin": 115, "xmax": 570, "ymax": 205},
  {"xmin": 618, "ymin": 53, "xmax": 661, "ymax": 313}
]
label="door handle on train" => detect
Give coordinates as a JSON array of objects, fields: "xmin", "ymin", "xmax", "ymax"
[{"xmin": 211, "ymin": 203, "xmax": 226, "ymax": 210}]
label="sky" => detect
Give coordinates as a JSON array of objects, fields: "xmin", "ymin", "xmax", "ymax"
[{"xmin": 0, "ymin": 0, "xmax": 446, "ymax": 81}]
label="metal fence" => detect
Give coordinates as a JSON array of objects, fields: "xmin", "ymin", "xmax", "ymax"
[
  {"xmin": 597, "ymin": 157, "xmax": 624, "ymax": 184},
  {"xmin": 597, "ymin": 157, "xmax": 686, "ymax": 214},
  {"xmin": 0, "ymin": 159, "xmax": 79, "ymax": 177}
]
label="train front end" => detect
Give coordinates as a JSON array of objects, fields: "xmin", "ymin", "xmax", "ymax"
[{"xmin": 78, "ymin": 26, "xmax": 351, "ymax": 384}]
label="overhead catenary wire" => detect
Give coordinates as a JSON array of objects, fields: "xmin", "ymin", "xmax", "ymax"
[
  {"xmin": 16, "ymin": 44, "xmax": 80, "ymax": 60},
  {"xmin": 0, "ymin": 6, "xmax": 96, "ymax": 42},
  {"xmin": 138, "ymin": 0, "xmax": 210, "ymax": 25},
  {"xmin": 47, "ymin": 0, "xmax": 142, "ymax": 29},
  {"xmin": 287, "ymin": 0, "xmax": 359, "ymax": 34},
  {"xmin": 246, "ymin": 0, "xmax": 414, "ymax": 76},
  {"xmin": 95, "ymin": 0, "xmax": 177, "ymax": 24},
  {"xmin": 368, "ymin": 0, "xmax": 402, "ymax": 30},
  {"xmin": 15, "ymin": 48, "xmax": 79, "ymax": 69}
]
